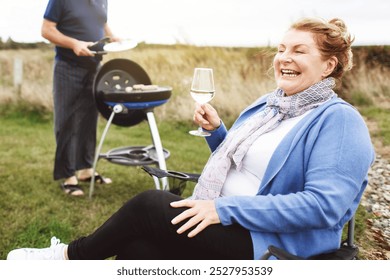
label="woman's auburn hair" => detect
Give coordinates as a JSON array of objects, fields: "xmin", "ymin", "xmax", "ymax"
[{"xmin": 290, "ymin": 17, "xmax": 354, "ymax": 80}]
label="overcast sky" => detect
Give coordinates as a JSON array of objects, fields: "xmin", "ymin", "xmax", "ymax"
[{"xmin": 0, "ymin": 0, "xmax": 389, "ymax": 47}]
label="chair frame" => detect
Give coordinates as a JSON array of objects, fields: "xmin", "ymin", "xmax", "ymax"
[{"xmin": 260, "ymin": 217, "xmax": 359, "ymax": 260}]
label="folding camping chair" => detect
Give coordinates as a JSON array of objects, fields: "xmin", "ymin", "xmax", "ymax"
[
  {"xmin": 259, "ymin": 217, "xmax": 359, "ymax": 260},
  {"xmin": 142, "ymin": 165, "xmax": 360, "ymax": 260}
]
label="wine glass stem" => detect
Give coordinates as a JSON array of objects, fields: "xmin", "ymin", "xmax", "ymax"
[{"xmin": 198, "ymin": 126, "xmax": 203, "ymax": 134}]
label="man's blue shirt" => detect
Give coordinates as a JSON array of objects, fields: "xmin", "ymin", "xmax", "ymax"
[{"xmin": 44, "ymin": 0, "xmax": 107, "ymax": 68}]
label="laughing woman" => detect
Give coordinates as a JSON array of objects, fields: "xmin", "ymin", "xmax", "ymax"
[{"xmin": 7, "ymin": 17, "xmax": 375, "ymax": 260}]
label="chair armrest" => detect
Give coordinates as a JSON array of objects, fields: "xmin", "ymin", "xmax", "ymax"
[
  {"xmin": 260, "ymin": 245, "xmax": 304, "ymax": 260},
  {"xmin": 260, "ymin": 244, "xmax": 359, "ymax": 260},
  {"xmin": 309, "ymin": 244, "xmax": 359, "ymax": 260},
  {"xmin": 141, "ymin": 165, "xmax": 200, "ymax": 196},
  {"xmin": 142, "ymin": 165, "xmax": 200, "ymax": 182}
]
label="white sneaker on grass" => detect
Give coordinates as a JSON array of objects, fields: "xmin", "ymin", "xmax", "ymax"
[{"xmin": 7, "ymin": 237, "xmax": 67, "ymax": 260}]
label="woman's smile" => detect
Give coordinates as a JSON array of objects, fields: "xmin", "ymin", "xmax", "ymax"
[
  {"xmin": 280, "ymin": 69, "xmax": 300, "ymax": 77},
  {"xmin": 273, "ymin": 29, "xmax": 335, "ymax": 96}
]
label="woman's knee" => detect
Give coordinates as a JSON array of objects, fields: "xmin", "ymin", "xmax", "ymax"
[{"xmin": 123, "ymin": 189, "xmax": 181, "ymax": 213}]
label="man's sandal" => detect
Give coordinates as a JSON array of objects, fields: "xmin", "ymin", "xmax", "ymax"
[
  {"xmin": 60, "ymin": 183, "xmax": 84, "ymax": 196},
  {"xmin": 79, "ymin": 174, "xmax": 112, "ymax": 184}
]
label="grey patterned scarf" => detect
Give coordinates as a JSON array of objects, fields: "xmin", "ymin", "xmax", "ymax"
[{"xmin": 192, "ymin": 77, "xmax": 336, "ymax": 200}]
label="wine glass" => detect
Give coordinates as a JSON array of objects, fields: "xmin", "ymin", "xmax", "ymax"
[{"xmin": 189, "ymin": 68, "xmax": 215, "ymax": 137}]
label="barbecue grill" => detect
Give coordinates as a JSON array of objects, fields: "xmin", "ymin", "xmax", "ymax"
[{"xmin": 89, "ymin": 58, "xmax": 172, "ymax": 198}]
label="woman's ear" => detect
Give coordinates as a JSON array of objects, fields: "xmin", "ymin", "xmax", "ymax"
[{"xmin": 323, "ymin": 56, "xmax": 338, "ymax": 77}]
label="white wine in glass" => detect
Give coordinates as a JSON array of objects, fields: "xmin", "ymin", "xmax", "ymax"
[{"xmin": 189, "ymin": 68, "xmax": 215, "ymax": 137}]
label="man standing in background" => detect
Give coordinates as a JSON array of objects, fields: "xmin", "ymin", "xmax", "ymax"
[{"xmin": 42, "ymin": 0, "xmax": 119, "ymax": 196}]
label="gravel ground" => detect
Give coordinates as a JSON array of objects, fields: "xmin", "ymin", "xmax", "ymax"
[{"xmin": 361, "ymin": 154, "xmax": 390, "ymax": 259}]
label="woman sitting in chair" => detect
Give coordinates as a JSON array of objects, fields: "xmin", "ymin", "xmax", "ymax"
[{"xmin": 7, "ymin": 17, "xmax": 374, "ymax": 260}]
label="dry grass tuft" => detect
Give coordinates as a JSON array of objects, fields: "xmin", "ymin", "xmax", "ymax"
[{"xmin": 0, "ymin": 44, "xmax": 389, "ymax": 124}]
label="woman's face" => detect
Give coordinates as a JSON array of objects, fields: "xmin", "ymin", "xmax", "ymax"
[{"xmin": 273, "ymin": 29, "xmax": 336, "ymax": 96}]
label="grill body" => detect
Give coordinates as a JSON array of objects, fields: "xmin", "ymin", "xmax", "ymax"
[{"xmin": 90, "ymin": 59, "xmax": 172, "ymax": 197}]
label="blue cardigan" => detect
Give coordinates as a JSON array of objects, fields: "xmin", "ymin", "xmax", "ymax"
[{"xmin": 207, "ymin": 95, "xmax": 375, "ymax": 259}]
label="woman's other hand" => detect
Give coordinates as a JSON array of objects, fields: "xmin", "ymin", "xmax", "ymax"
[{"xmin": 170, "ymin": 200, "xmax": 221, "ymax": 238}]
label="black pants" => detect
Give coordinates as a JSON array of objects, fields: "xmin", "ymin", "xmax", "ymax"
[
  {"xmin": 67, "ymin": 190, "xmax": 254, "ymax": 259},
  {"xmin": 52, "ymin": 59, "xmax": 98, "ymax": 180}
]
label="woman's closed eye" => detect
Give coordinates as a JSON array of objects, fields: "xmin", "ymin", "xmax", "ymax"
[{"xmin": 294, "ymin": 49, "xmax": 306, "ymax": 54}]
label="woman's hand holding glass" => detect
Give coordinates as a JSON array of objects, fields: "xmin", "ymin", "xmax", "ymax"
[
  {"xmin": 189, "ymin": 68, "xmax": 216, "ymax": 136},
  {"xmin": 193, "ymin": 103, "xmax": 221, "ymax": 132}
]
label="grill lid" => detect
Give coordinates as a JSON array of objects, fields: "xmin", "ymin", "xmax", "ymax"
[{"xmin": 94, "ymin": 59, "xmax": 171, "ymax": 127}]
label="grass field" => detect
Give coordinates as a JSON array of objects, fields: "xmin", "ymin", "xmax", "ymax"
[
  {"xmin": 0, "ymin": 105, "xmax": 378, "ymax": 260},
  {"xmin": 0, "ymin": 106, "xmax": 210, "ymax": 259},
  {"xmin": 0, "ymin": 44, "xmax": 389, "ymax": 259}
]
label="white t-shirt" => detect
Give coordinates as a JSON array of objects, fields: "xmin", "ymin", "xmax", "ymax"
[{"xmin": 221, "ymin": 110, "xmax": 312, "ymax": 197}]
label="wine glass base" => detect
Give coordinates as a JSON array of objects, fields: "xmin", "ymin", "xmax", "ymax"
[{"xmin": 189, "ymin": 130, "xmax": 211, "ymax": 137}]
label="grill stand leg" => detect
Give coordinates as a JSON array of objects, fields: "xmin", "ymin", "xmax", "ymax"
[
  {"xmin": 89, "ymin": 105, "xmax": 122, "ymax": 199},
  {"xmin": 146, "ymin": 110, "xmax": 169, "ymax": 191},
  {"xmin": 89, "ymin": 106, "xmax": 169, "ymax": 198}
]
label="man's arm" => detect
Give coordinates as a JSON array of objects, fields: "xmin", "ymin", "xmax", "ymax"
[
  {"xmin": 41, "ymin": 19, "xmax": 94, "ymax": 57},
  {"xmin": 104, "ymin": 23, "xmax": 121, "ymax": 42}
]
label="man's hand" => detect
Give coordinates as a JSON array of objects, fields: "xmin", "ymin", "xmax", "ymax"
[{"xmin": 72, "ymin": 40, "xmax": 95, "ymax": 57}]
